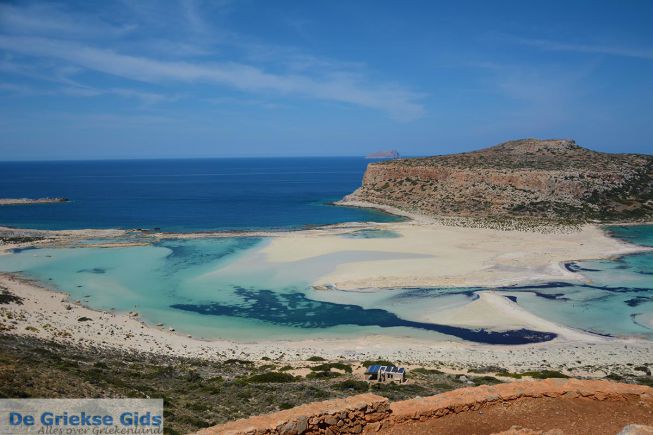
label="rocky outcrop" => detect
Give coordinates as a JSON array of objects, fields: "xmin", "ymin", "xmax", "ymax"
[
  {"xmin": 366, "ymin": 150, "xmax": 400, "ymax": 159},
  {"xmin": 345, "ymin": 139, "xmax": 653, "ymax": 223},
  {"xmin": 196, "ymin": 379, "xmax": 653, "ymax": 435}
]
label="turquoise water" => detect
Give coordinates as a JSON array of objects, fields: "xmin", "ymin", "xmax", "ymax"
[
  {"xmin": 338, "ymin": 229, "xmax": 401, "ymax": 239},
  {"xmin": 0, "ymin": 225, "xmax": 651, "ymax": 343},
  {"xmin": 607, "ymin": 225, "xmax": 653, "ymax": 247},
  {"xmin": 496, "ymin": 225, "xmax": 653, "ymax": 339},
  {"xmin": 0, "ymin": 236, "xmax": 553, "ymax": 344}
]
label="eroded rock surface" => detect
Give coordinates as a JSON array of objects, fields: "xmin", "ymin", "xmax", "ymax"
[{"xmin": 344, "ymin": 139, "xmax": 653, "ymax": 223}]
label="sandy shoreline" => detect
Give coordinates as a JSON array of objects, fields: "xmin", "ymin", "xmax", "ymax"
[
  {"xmin": 5, "ymin": 218, "xmax": 647, "ymax": 293},
  {"xmin": 259, "ymin": 219, "xmax": 648, "ymax": 290},
  {"xmin": 0, "ymin": 212, "xmax": 652, "ymax": 373},
  {"xmin": 2, "ymin": 272, "xmax": 653, "ymax": 375}
]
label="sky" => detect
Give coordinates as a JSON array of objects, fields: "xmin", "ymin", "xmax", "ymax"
[{"xmin": 1, "ymin": 0, "xmax": 652, "ymax": 160}]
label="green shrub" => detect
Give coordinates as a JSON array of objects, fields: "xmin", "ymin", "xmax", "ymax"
[
  {"xmin": 258, "ymin": 364, "xmax": 276, "ymax": 371},
  {"xmin": 245, "ymin": 372, "xmax": 295, "ymax": 383},
  {"xmin": 371, "ymin": 383, "xmax": 430, "ymax": 400},
  {"xmin": 500, "ymin": 372, "xmax": 523, "ymax": 379},
  {"xmin": 637, "ymin": 377, "xmax": 653, "ymax": 387},
  {"xmin": 499, "ymin": 370, "xmax": 568, "ymax": 379},
  {"xmin": 412, "ymin": 367, "xmax": 443, "ymax": 375},
  {"xmin": 431, "ymin": 383, "xmax": 456, "ymax": 391},
  {"xmin": 0, "ymin": 290, "xmax": 23, "ymax": 305},
  {"xmin": 333, "ymin": 380, "xmax": 369, "ymax": 393},
  {"xmin": 472, "ymin": 376, "xmax": 502, "ymax": 385},
  {"xmin": 606, "ymin": 373, "xmax": 623, "ymax": 381},
  {"xmin": 310, "ymin": 363, "xmax": 352, "ymax": 373},
  {"xmin": 361, "ymin": 360, "xmax": 394, "ymax": 368},
  {"xmin": 469, "ymin": 366, "xmax": 508, "ymax": 374},
  {"xmin": 306, "ymin": 356, "xmax": 326, "ymax": 362},
  {"xmin": 521, "ymin": 370, "xmax": 569, "ymax": 379},
  {"xmin": 306, "ymin": 371, "xmax": 341, "ymax": 379}
]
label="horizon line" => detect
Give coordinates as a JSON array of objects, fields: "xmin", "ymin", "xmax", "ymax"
[{"xmin": 0, "ymin": 154, "xmax": 422, "ymax": 163}]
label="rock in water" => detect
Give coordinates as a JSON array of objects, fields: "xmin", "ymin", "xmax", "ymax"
[{"xmin": 366, "ymin": 149, "xmax": 400, "ymax": 159}]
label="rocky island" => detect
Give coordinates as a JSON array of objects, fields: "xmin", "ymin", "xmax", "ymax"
[
  {"xmin": 345, "ymin": 139, "xmax": 653, "ymax": 223},
  {"xmin": 366, "ymin": 149, "xmax": 400, "ymax": 159},
  {"xmin": 0, "ymin": 197, "xmax": 69, "ymax": 206}
]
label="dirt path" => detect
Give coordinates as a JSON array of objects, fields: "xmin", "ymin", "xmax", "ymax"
[{"xmin": 381, "ymin": 396, "xmax": 653, "ymax": 435}]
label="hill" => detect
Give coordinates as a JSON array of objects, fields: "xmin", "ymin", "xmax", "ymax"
[{"xmin": 343, "ymin": 139, "xmax": 653, "ymax": 223}]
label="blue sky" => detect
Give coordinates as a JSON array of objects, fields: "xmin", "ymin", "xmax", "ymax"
[{"xmin": 1, "ymin": 0, "xmax": 652, "ymax": 160}]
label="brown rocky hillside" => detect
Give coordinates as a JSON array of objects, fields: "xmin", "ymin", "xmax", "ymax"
[{"xmin": 343, "ymin": 139, "xmax": 653, "ymax": 222}]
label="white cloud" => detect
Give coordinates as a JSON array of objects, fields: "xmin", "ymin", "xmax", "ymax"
[
  {"xmin": 0, "ymin": 35, "xmax": 424, "ymax": 120},
  {"xmin": 515, "ymin": 37, "xmax": 653, "ymax": 60},
  {"xmin": 0, "ymin": 2, "xmax": 136, "ymax": 38}
]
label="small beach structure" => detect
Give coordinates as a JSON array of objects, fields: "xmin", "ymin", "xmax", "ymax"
[{"xmin": 365, "ymin": 365, "xmax": 406, "ymax": 383}]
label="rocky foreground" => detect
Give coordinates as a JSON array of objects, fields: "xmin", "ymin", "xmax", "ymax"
[
  {"xmin": 344, "ymin": 139, "xmax": 653, "ymax": 223},
  {"xmin": 199, "ymin": 379, "xmax": 653, "ymax": 435}
]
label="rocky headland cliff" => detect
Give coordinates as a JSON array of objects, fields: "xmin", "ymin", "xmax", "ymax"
[{"xmin": 343, "ymin": 139, "xmax": 653, "ymax": 223}]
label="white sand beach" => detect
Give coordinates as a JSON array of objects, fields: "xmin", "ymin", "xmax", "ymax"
[
  {"xmin": 1, "ymin": 217, "xmax": 652, "ymax": 375},
  {"xmin": 1, "ymin": 272, "xmax": 653, "ymax": 376},
  {"xmin": 260, "ymin": 219, "xmax": 646, "ymax": 290}
]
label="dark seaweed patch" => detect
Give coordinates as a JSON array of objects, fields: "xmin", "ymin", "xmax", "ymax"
[
  {"xmin": 391, "ymin": 287, "xmax": 479, "ymax": 300},
  {"xmin": 625, "ymin": 296, "xmax": 653, "ymax": 307},
  {"xmin": 154, "ymin": 238, "xmax": 261, "ymax": 276},
  {"xmin": 171, "ymin": 287, "xmax": 556, "ymax": 345},
  {"xmin": 500, "ymin": 281, "xmax": 653, "ymax": 294},
  {"xmin": 564, "ymin": 261, "xmax": 601, "ymax": 273},
  {"xmin": 533, "ymin": 292, "xmax": 568, "ymax": 301},
  {"xmin": 10, "ymin": 246, "xmax": 38, "ymax": 254},
  {"xmin": 564, "ymin": 262, "xmax": 580, "ymax": 273},
  {"xmin": 77, "ymin": 268, "xmax": 107, "ymax": 274}
]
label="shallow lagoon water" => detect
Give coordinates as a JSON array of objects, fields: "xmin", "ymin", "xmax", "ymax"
[
  {"xmin": 338, "ymin": 229, "xmax": 401, "ymax": 239},
  {"xmin": 0, "ymin": 225, "xmax": 651, "ymax": 343},
  {"xmin": 496, "ymin": 225, "xmax": 653, "ymax": 339},
  {"xmin": 0, "ymin": 237, "xmax": 553, "ymax": 344}
]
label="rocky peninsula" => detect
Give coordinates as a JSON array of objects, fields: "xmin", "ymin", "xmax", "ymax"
[{"xmin": 344, "ymin": 139, "xmax": 653, "ymax": 223}]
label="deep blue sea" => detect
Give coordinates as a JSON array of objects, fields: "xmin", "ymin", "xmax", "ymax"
[{"xmin": 0, "ymin": 158, "xmax": 399, "ymax": 231}]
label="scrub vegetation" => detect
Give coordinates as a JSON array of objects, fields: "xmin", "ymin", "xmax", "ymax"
[{"xmin": 2, "ymin": 335, "xmax": 653, "ymax": 434}]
